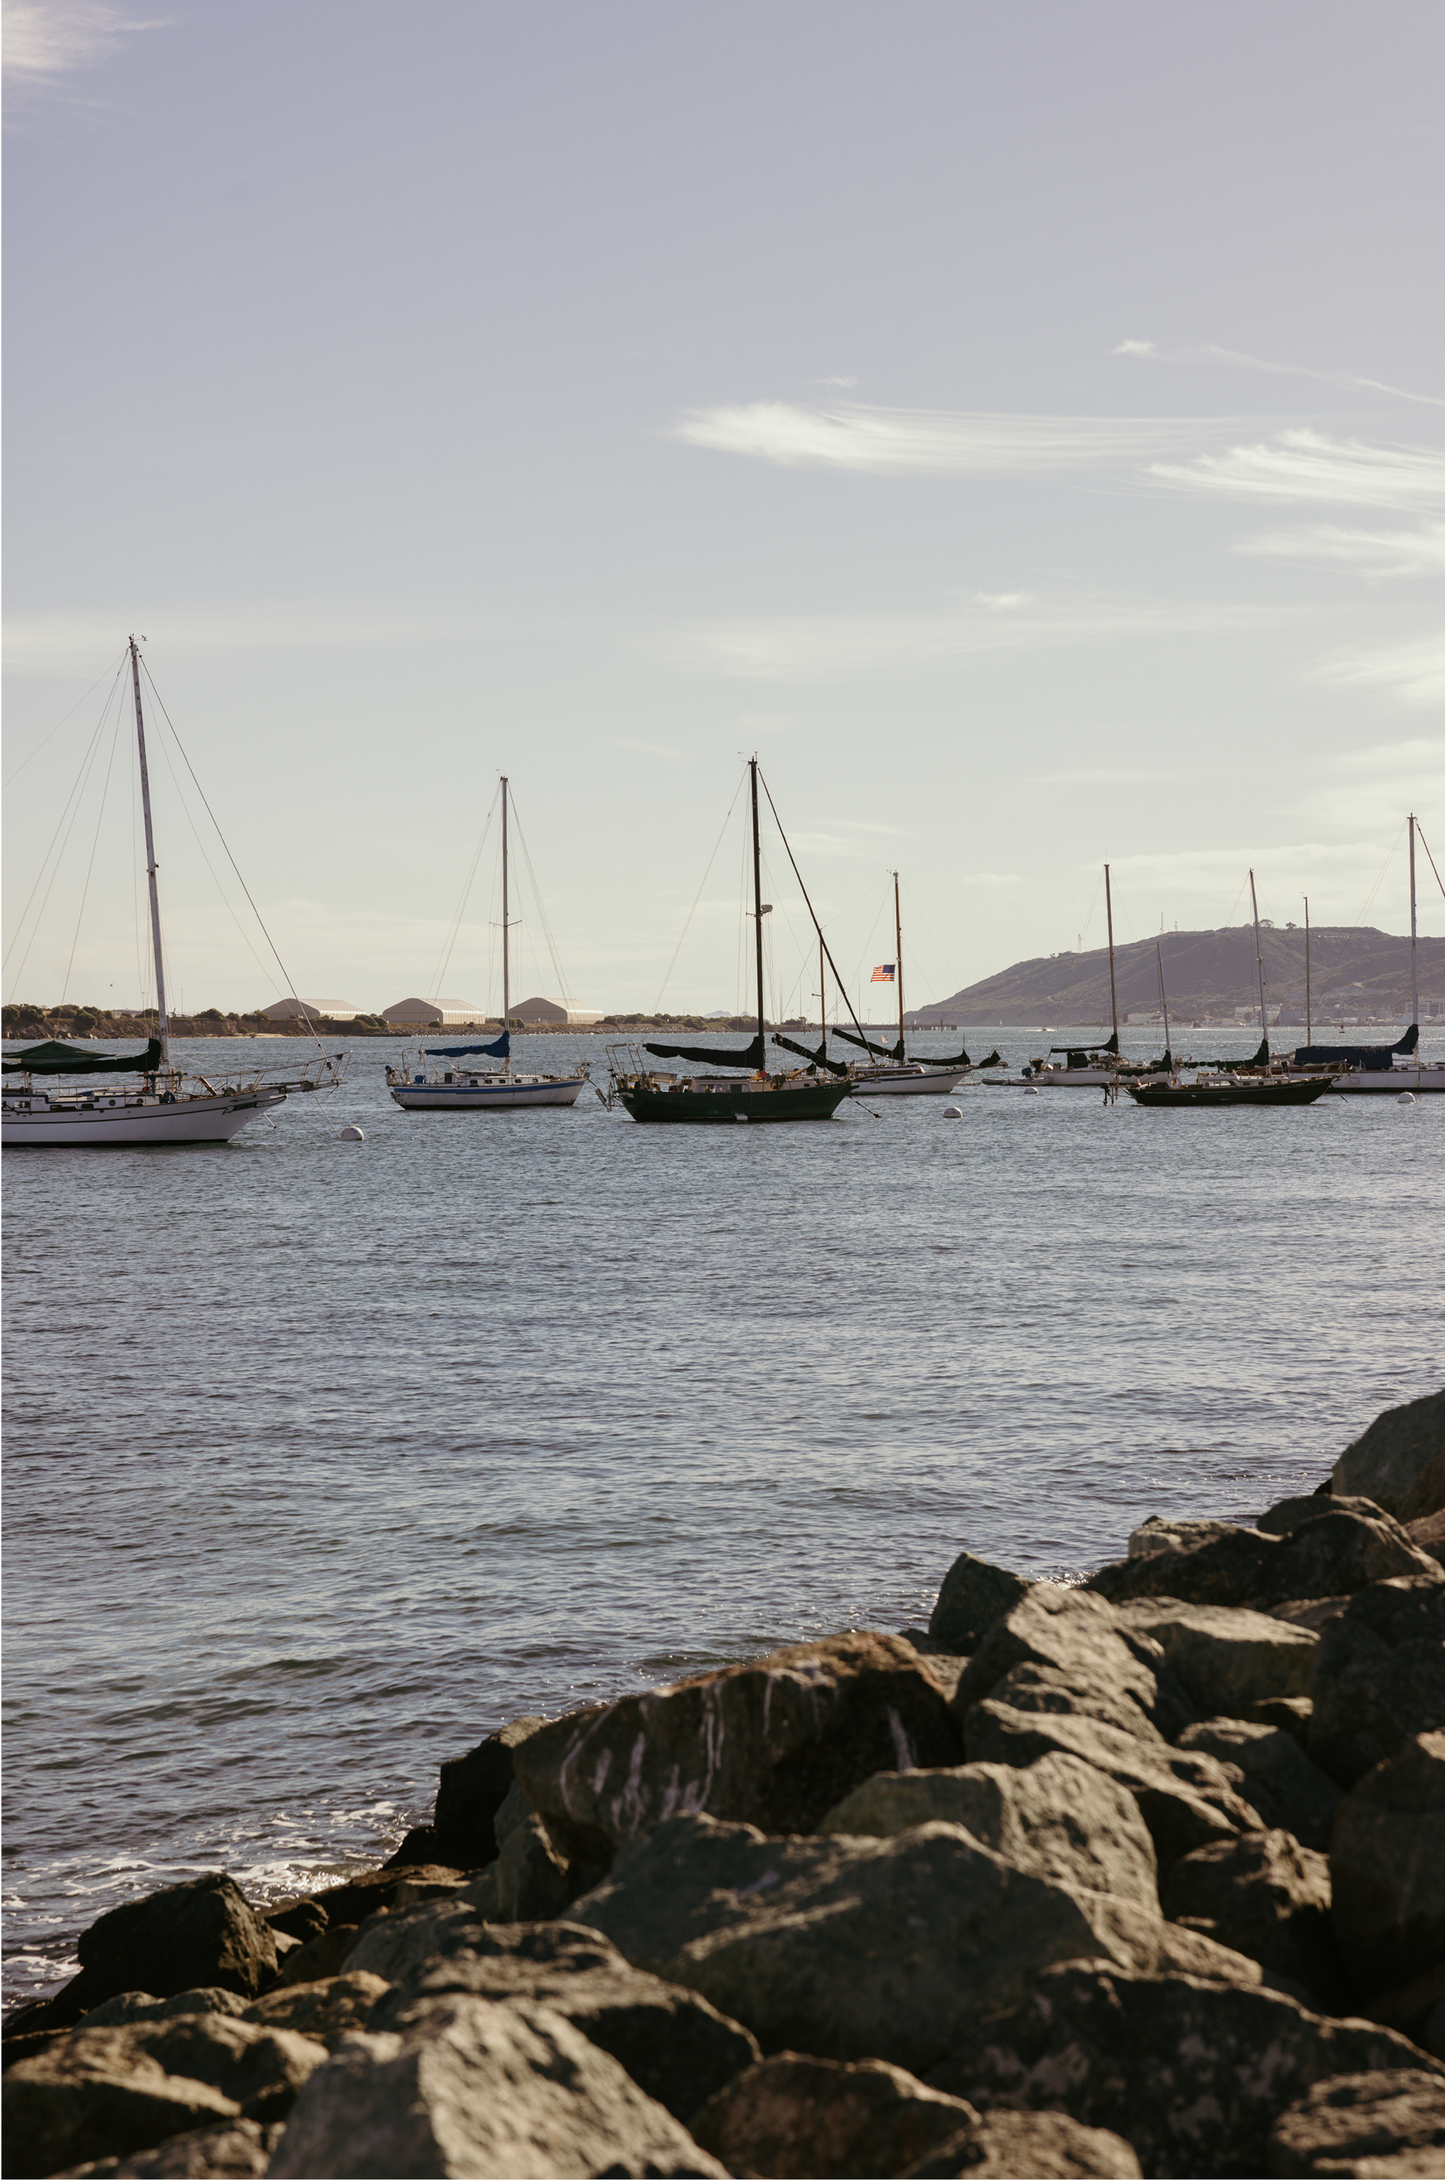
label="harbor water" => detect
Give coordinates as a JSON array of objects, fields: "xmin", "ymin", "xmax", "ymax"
[{"xmin": 3, "ymin": 1026, "xmax": 1443, "ymax": 2003}]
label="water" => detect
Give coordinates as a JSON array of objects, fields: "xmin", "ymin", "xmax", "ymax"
[{"xmin": 4, "ymin": 1026, "xmax": 1442, "ymax": 2004}]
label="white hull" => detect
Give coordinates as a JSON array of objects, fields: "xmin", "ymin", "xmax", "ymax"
[
  {"xmin": 2, "ymin": 1088, "xmax": 286, "ymax": 1145},
  {"xmin": 390, "ymin": 1075, "xmax": 587, "ymax": 1110},
  {"xmin": 849, "ymin": 1066, "xmax": 968, "ymax": 1097},
  {"xmin": 1328, "ymin": 1066, "xmax": 1445, "ymax": 1095}
]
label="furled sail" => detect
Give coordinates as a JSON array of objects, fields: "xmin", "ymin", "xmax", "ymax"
[
  {"xmin": 1218, "ymin": 1036, "xmax": 1270, "ymax": 1069},
  {"xmin": 2, "ymin": 1039, "xmax": 164, "ymax": 1076},
  {"xmin": 771, "ymin": 1033, "xmax": 850, "ymax": 1076},
  {"xmin": 426, "ymin": 1032, "xmax": 511, "ymax": 1058},
  {"xmin": 831, "ymin": 1025, "xmax": 905, "ymax": 1060},
  {"xmin": 1292, "ymin": 1024, "xmax": 1417, "ymax": 1069},
  {"xmin": 644, "ymin": 1035, "xmax": 766, "ymax": 1068}
]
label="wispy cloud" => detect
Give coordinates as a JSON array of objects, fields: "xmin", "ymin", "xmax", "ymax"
[
  {"xmin": 1114, "ymin": 339, "xmax": 1445, "ymax": 413},
  {"xmin": 1151, "ymin": 429, "xmax": 1445, "ymax": 512},
  {"xmin": 1312, "ymin": 636, "xmax": 1445, "ymax": 710},
  {"xmin": 2, "ymin": 1, "xmax": 163, "ymax": 96},
  {"xmin": 1237, "ymin": 520, "xmax": 1445, "ymax": 579},
  {"xmin": 669, "ymin": 401, "xmax": 1237, "ymax": 476}
]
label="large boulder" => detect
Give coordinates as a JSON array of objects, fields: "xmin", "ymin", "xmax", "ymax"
[
  {"xmin": 572, "ymin": 1812, "xmax": 1258, "ymax": 2080},
  {"xmin": 962, "ymin": 1698, "xmax": 1263, "ymax": 1871},
  {"xmin": 1266, "ymin": 2068, "xmax": 1445, "ymax": 2177},
  {"xmin": 928, "ymin": 1553, "xmax": 1032, "ymax": 1653},
  {"xmin": 818, "ymin": 1751, "xmax": 1160, "ymax": 1911},
  {"xmin": 1308, "ymin": 1576, "xmax": 1445, "ymax": 1785},
  {"xmin": 1176, "ymin": 1720, "xmax": 1342, "ymax": 1851},
  {"xmin": 1162, "ymin": 1829, "xmax": 1344, "ymax": 2004},
  {"xmin": 975, "ymin": 1658, "xmax": 1171, "ymax": 1745},
  {"xmin": 371, "ymin": 1918, "xmax": 761, "ymax": 2123},
  {"xmin": 932, "ymin": 1961, "xmax": 1443, "ymax": 2179},
  {"xmin": 1111, "ymin": 1600, "xmax": 1317, "ymax": 1716},
  {"xmin": 900, "ymin": 2110, "xmax": 1143, "ymax": 2177},
  {"xmin": 677, "ymin": 2050, "xmax": 977, "ymax": 2176},
  {"xmin": 951, "ymin": 1587, "xmax": 1192, "ymax": 1740},
  {"xmin": 1331, "ymin": 1732, "xmax": 1445, "ymax": 1993},
  {"xmin": 1129, "ymin": 1516, "xmax": 1239, "ymax": 1560},
  {"xmin": 1257, "ymin": 1494, "xmax": 1386, "ymax": 1536},
  {"xmin": 7, "ymin": 1878, "xmax": 279, "ymax": 2037},
  {"xmin": 243, "ymin": 1973, "xmax": 391, "ymax": 2052},
  {"xmin": 345, "ymin": 1893, "xmax": 499, "ymax": 1985},
  {"xmin": 513, "ymin": 1632, "xmax": 961, "ymax": 1862},
  {"xmin": 1089, "ymin": 1509, "xmax": 1440, "ymax": 1613},
  {"xmin": 266, "ymin": 1994, "xmax": 724, "ymax": 2178},
  {"xmin": 384, "ymin": 1713, "xmax": 550, "ymax": 1871},
  {"xmin": 1333, "ymin": 1389, "xmax": 1445, "ymax": 1521},
  {"xmin": 49, "ymin": 2116, "xmax": 280, "ymax": 2175}
]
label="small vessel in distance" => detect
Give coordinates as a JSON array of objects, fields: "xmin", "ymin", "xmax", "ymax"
[
  {"xmin": 3, "ymin": 638, "xmax": 343, "ymax": 1145},
  {"xmin": 826, "ymin": 872, "xmax": 981, "ymax": 1096},
  {"xmin": 386, "ymin": 776, "xmax": 589, "ymax": 1112}
]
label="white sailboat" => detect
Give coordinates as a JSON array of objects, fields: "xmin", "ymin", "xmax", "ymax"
[
  {"xmin": 1025, "ymin": 862, "xmax": 1131, "ymax": 1084},
  {"xmin": 830, "ymin": 873, "xmax": 973, "ymax": 1096},
  {"xmin": 3, "ymin": 640, "xmax": 344, "ymax": 1146},
  {"xmin": 386, "ymin": 776, "xmax": 589, "ymax": 1112},
  {"xmin": 1289, "ymin": 814, "xmax": 1444, "ymax": 1095}
]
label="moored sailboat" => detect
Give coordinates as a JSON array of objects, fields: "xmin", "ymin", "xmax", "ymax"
[{"xmin": 826, "ymin": 873, "xmax": 976, "ymax": 1096}]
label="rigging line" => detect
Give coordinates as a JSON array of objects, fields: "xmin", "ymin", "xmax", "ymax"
[
  {"xmin": 653, "ymin": 774, "xmax": 746, "ymax": 1015},
  {"xmin": 1079, "ymin": 867, "xmax": 1103, "ymax": 951},
  {"xmin": 59, "ymin": 700, "xmax": 126, "ymax": 1007},
  {"xmin": 898, "ymin": 880, "xmax": 963, "ymax": 1010},
  {"xmin": 145, "ymin": 700, "xmax": 286, "ymax": 998},
  {"xmin": 139, "ymin": 657, "xmax": 326, "ymax": 1058},
  {"xmin": 1309, "ymin": 824, "xmax": 1406, "ymax": 987},
  {"xmin": 3, "ymin": 676, "xmax": 119, "ymax": 979},
  {"xmin": 510, "ymin": 796, "xmax": 572, "ymax": 1003},
  {"xmin": 2, "ymin": 650, "xmax": 129, "ymax": 787},
  {"xmin": 1415, "ymin": 822, "xmax": 1445, "ymax": 905},
  {"xmin": 431, "ymin": 790, "xmax": 498, "ymax": 1002},
  {"xmin": 755, "ymin": 767, "xmax": 873, "ymax": 1049}
]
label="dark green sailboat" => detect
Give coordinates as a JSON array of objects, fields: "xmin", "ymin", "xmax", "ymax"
[{"xmin": 612, "ymin": 761, "xmax": 853, "ymax": 1125}]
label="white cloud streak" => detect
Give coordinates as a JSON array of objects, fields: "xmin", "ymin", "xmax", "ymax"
[
  {"xmin": 1312, "ymin": 638, "xmax": 1445, "ymax": 710},
  {"xmin": 1237, "ymin": 521, "xmax": 1445, "ymax": 579},
  {"xmin": 2, "ymin": 1, "xmax": 162, "ymax": 92},
  {"xmin": 1113, "ymin": 339, "xmax": 1445, "ymax": 413},
  {"xmin": 669, "ymin": 401, "xmax": 1240, "ymax": 476},
  {"xmin": 1151, "ymin": 429, "xmax": 1445, "ymax": 512}
]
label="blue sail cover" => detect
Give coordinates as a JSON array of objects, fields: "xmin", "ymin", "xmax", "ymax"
[
  {"xmin": 1292, "ymin": 1024, "xmax": 1418, "ymax": 1068},
  {"xmin": 426, "ymin": 1031, "xmax": 510, "ymax": 1058}
]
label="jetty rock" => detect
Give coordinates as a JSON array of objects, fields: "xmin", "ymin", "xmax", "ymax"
[
  {"xmin": 1333, "ymin": 1386, "xmax": 1445, "ymax": 1521},
  {"xmin": 1307, "ymin": 1575, "xmax": 1445, "ymax": 1785}
]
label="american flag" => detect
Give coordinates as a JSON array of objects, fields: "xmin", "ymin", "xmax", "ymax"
[{"xmin": 870, "ymin": 963, "xmax": 896, "ymax": 983}]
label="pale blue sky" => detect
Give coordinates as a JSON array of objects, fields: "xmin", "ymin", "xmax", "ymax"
[{"xmin": 5, "ymin": 0, "xmax": 1442, "ymax": 1016}]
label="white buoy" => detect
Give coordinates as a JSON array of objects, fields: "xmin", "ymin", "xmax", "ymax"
[
  {"xmin": 1022, "ymin": 1086, "xmax": 1042, "ymax": 1097},
  {"xmin": 340, "ymin": 1124, "xmax": 365, "ymax": 1140},
  {"xmin": 1397, "ymin": 1092, "xmax": 1416, "ymax": 1107},
  {"xmin": 942, "ymin": 1104, "xmax": 963, "ymax": 1120}
]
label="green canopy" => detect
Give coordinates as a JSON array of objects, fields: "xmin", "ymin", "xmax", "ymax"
[{"xmin": 3, "ymin": 1039, "xmax": 164, "ymax": 1077}]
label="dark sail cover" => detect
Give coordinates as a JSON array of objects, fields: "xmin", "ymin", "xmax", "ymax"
[
  {"xmin": 973, "ymin": 1049, "xmax": 1003, "ymax": 1070},
  {"xmin": 644, "ymin": 1035, "xmax": 766, "ymax": 1068},
  {"xmin": 3, "ymin": 1038, "xmax": 164, "ymax": 1077},
  {"xmin": 832, "ymin": 1025, "xmax": 905, "ymax": 1060},
  {"xmin": 1050, "ymin": 1048, "xmax": 1106, "ymax": 1069},
  {"xmin": 426, "ymin": 1032, "xmax": 510, "ymax": 1058},
  {"xmin": 772, "ymin": 1033, "xmax": 850, "ymax": 1076},
  {"xmin": 1293, "ymin": 1024, "xmax": 1417, "ymax": 1068},
  {"xmin": 1219, "ymin": 1036, "xmax": 1270, "ymax": 1069}
]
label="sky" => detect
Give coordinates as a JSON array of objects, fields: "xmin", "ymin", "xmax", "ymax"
[{"xmin": 4, "ymin": 0, "xmax": 1443, "ymax": 1019}]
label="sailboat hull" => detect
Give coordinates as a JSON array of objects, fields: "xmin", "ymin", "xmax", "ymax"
[
  {"xmin": 1, "ymin": 1088, "xmax": 287, "ymax": 1144},
  {"xmin": 389, "ymin": 1075, "xmax": 588, "ymax": 1110},
  {"xmin": 620, "ymin": 1081, "xmax": 851, "ymax": 1123},
  {"xmin": 1324, "ymin": 1065, "xmax": 1445, "ymax": 1095},
  {"xmin": 848, "ymin": 1066, "xmax": 968, "ymax": 1096}
]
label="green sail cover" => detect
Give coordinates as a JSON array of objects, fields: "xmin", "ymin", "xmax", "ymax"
[{"xmin": 3, "ymin": 1039, "xmax": 164, "ymax": 1076}]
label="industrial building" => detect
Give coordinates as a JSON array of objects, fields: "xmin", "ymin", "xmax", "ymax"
[
  {"xmin": 263, "ymin": 997, "xmax": 364, "ymax": 1022},
  {"xmin": 510, "ymin": 996, "xmax": 604, "ymax": 1025},
  {"xmin": 381, "ymin": 997, "xmax": 488, "ymax": 1026}
]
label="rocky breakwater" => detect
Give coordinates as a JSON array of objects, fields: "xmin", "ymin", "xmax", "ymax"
[{"xmin": 4, "ymin": 1389, "xmax": 1445, "ymax": 2179}]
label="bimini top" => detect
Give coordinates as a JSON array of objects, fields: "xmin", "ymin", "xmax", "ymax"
[{"xmin": 3, "ymin": 1038, "xmax": 164, "ymax": 1076}]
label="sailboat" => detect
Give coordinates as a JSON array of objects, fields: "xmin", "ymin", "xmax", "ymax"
[
  {"xmin": 1027, "ymin": 863, "xmax": 1128, "ymax": 1084},
  {"xmin": 2, "ymin": 639, "xmax": 344, "ymax": 1145},
  {"xmin": 385, "ymin": 777, "xmax": 590, "ymax": 1111},
  {"xmin": 609, "ymin": 760, "xmax": 853, "ymax": 1123},
  {"xmin": 825, "ymin": 873, "xmax": 984, "ymax": 1096}
]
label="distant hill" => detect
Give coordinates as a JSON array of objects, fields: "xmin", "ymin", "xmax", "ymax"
[{"xmin": 910, "ymin": 926, "xmax": 1445, "ymax": 1026}]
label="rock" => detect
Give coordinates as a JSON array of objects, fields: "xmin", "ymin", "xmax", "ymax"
[
  {"xmin": 1089, "ymin": 1510, "xmax": 1441, "ymax": 1612},
  {"xmin": 818, "ymin": 1751, "xmax": 1160, "ymax": 1911},
  {"xmin": 496, "ymin": 1810, "xmax": 597, "ymax": 1919},
  {"xmin": 962, "ymin": 1699, "xmax": 1263, "ymax": 1871},
  {"xmin": 270, "ymin": 1925, "xmax": 360, "ymax": 1988},
  {"xmin": 572, "ymin": 1812, "xmax": 1255, "ymax": 2080},
  {"xmin": 379, "ymin": 1919, "xmax": 760, "ymax": 2122},
  {"xmin": 9, "ymin": 1877, "xmax": 280, "ymax": 2037},
  {"xmin": 80, "ymin": 1993, "xmax": 251, "ymax": 2030},
  {"xmin": 264, "ymin": 1899, "xmax": 326, "ymax": 1945},
  {"xmin": 1162, "ymin": 1829, "xmax": 1345, "ymax": 2004},
  {"xmin": 1177, "ymin": 1719, "xmax": 1343, "ymax": 1850},
  {"xmin": 267, "ymin": 1993, "xmax": 725, "ymax": 2177},
  {"xmin": 1130, "ymin": 1516, "xmax": 1239, "ymax": 1560},
  {"xmin": 1267, "ymin": 2068, "xmax": 1445, "ymax": 2176},
  {"xmin": 1408, "ymin": 1508, "xmax": 1445, "ymax": 1560},
  {"xmin": 243, "ymin": 1973, "xmax": 391, "ymax": 2051},
  {"xmin": 492, "ymin": 1775, "xmax": 535, "ymax": 1848},
  {"xmin": 51, "ymin": 2117, "xmax": 281, "ymax": 2176},
  {"xmin": 1246, "ymin": 1696, "xmax": 1315, "ymax": 1743},
  {"xmin": 976, "ymin": 1658, "xmax": 1171, "ymax": 1744},
  {"xmin": 1270, "ymin": 1597, "xmax": 1352, "ymax": 1633},
  {"xmin": 383, "ymin": 1714, "xmax": 551, "ymax": 1871},
  {"xmin": 1331, "ymin": 1732, "xmax": 1445, "ymax": 1991},
  {"xmin": 928, "ymin": 1553, "xmax": 1032, "ymax": 1653},
  {"xmin": 1357, "ymin": 1963, "xmax": 1445, "ymax": 2054},
  {"xmin": 1334, "ymin": 1389, "xmax": 1445, "ymax": 1520},
  {"xmin": 689, "ymin": 2051, "xmax": 980, "ymax": 2177},
  {"xmin": 951, "ymin": 1586, "xmax": 1191, "ymax": 1740},
  {"xmin": 514, "ymin": 1632, "xmax": 962, "ymax": 1862},
  {"xmin": 1111, "ymin": 1599, "xmax": 1318, "ymax": 1716},
  {"xmin": 3, "ymin": 2046, "xmax": 240, "ymax": 2178},
  {"xmin": 345, "ymin": 1891, "xmax": 499, "ymax": 1984},
  {"xmin": 305, "ymin": 1864, "xmax": 466, "ymax": 1932},
  {"xmin": 1258, "ymin": 1495, "xmax": 1387, "ymax": 1536},
  {"xmin": 1309, "ymin": 1576, "xmax": 1445, "ymax": 1784},
  {"xmin": 932, "ymin": 1960, "xmax": 1442, "ymax": 2180},
  {"xmin": 900, "ymin": 2111, "xmax": 1143, "ymax": 2178}
]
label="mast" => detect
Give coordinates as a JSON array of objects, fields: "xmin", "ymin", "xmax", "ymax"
[
  {"xmin": 749, "ymin": 757, "xmax": 766, "ymax": 1066},
  {"xmin": 1155, "ymin": 938, "xmax": 1172, "ymax": 1070},
  {"xmin": 819, "ymin": 933, "xmax": 827, "ymax": 1065},
  {"xmin": 893, "ymin": 870, "xmax": 904, "ymax": 1058},
  {"xmin": 1249, "ymin": 868, "xmax": 1268, "ymax": 1055},
  {"xmin": 1104, "ymin": 862, "xmax": 1119, "ymax": 1053},
  {"xmin": 1304, "ymin": 895, "xmax": 1311, "ymax": 1045},
  {"xmin": 1409, "ymin": 813, "xmax": 1419, "ymax": 1031},
  {"xmin": 501, "ymin": 775, "xmax": 511, "ymax": 1073},
  {"xmin": 129, "ymin": 637, "xmax": 170, "ymax": 1069}
]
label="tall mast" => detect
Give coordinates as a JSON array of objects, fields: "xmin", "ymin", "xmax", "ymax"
[
  {"xmin": 501, "ymin": 775, "xmax": 511, "ymax": 1073},
  {"xmin": 1155, "ymin": 938, "xmax": 1172, "ymax": 1069},
  {"xmin": 1249, "ymin": 868, "xmax": 1268, "ymax": 1054},
  {"xmin": 129, "ymin": 637, "xmax": 170, "ymax": 1068},
  {"xmin": 1304, "ymin": 895, "xmax": 1311, "ymax": 1044},
  {"xmin": 1409, "ymin": 813, "xmax": 1419, "ymax": 1030},
  {"xmin": 819, "ymin": 933, "xmax": 827, "ymax": 1065},
  {"xmin": 1104, "ymin": 862, "xmax": 1119, "ymax": 1052},
  {"xmin": 749, "ymin": 757, "xmax": 766, "ymax": 1067},
  {"xmin": 893, "ymin": 870, "xmax": 904, "ymax": 1057}
]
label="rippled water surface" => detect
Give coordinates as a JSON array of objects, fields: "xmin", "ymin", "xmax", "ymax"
[{"xmin": 4, "ymin": 1027, "xmax": 1443, "ymax": 1999}]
